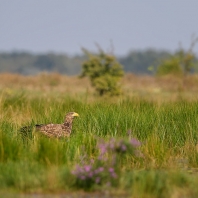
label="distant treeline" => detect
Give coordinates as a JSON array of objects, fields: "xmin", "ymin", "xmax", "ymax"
[{"xmin": 0, "ymin": 49, "xmax": 183, "ymax": 75}]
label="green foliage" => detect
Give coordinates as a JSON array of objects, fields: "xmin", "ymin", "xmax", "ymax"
[
  {"xmin": 81, "ymin": 49, "xmax": 124, "ymax": 96},
  {"xmin": 156, "ymin": 37, "xmax": 198, "ymax": 76},
  {"xmin": 177, "ymin": 49, "xmax": 196, "ymax": 75},
  {"xmin": 156, "ymin": 51, "xmax": 197, "ymax": 77},
  {"xmin": 156, "ymin": 56, "xmax": 183, "ymax": 76}
]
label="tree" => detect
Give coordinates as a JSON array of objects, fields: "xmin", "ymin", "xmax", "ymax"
[
  {"xmin": 156, "ymin": 56, "xmax": 183, "ymax": 76},
  {"xmin": 156, "ymin": 36, "xmax": 198, "ymax": 77},
  {"xmin": 119, "ymin": 49, "xmax": 170, "ymax": 74},
  {"xmin": 80, "ymin": 49, "xmax": 124, "ymax": 96},
  {"xmin": 178, "ymin": 36, "xmax": 198, "ymax": 76}
]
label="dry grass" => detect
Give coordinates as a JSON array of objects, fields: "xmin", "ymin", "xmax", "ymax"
[
  {"xmin": 0, "ymin": 72, "xmax": 92, "ymax": 96},
  {"xmin": 1, "ymin": 72, "xmax": 198, "ymax": 101},
  {"xmin": 123, "ymin": 73, "xmax": 198, "ymax": 101}
]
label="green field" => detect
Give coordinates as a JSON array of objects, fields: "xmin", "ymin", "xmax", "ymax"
[{"xmin": 1, "ymin": 75, "xmax": 198, "ymax": 198}]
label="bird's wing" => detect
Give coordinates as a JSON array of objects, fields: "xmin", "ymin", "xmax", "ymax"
[{"xmin": 36, "ymin": 124, "xmax": 64, "ymax": 138}]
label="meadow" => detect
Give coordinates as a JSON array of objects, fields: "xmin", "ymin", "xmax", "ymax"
[{"xmin": 1, "ymin": 73, "xmax": 198, "ymax": 197}]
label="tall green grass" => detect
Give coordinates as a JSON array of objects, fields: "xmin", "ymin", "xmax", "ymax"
[{"xmin": 1, "ymin": 91, "xmax": 198, "ymax": 197}]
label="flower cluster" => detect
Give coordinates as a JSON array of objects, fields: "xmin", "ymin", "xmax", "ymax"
[
  {"xmin": 72, "ymin": 162, "xmax": 117, "ymax": 187},
  {"xmin": 97, "ymin": 137, "xmax": 142, "ymax": 156},
  {"xmin": 72, "ymin": 135, "xmax": 143, "ymax": 189}
]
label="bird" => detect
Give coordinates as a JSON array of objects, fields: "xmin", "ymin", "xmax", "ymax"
[{"xmin": 20, "ymin": 112, "xmax": 79, "ymax": 138}]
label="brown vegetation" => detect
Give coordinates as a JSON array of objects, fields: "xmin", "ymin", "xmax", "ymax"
[{"xmin": 1, "ymin": 72, "xmax": 198, "ymax": 101}]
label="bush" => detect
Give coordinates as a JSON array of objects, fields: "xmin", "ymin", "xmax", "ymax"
[
  {"xmin": 80, "ymin": 49, "xmax": 124, "ymax": 96},
  {"xmin": 156, "ymin": 37, "xmax": 198, "ymax": 76},
  {"xmin": 156, "ymin": 57, "xmax": 183, "ymax": 77}
]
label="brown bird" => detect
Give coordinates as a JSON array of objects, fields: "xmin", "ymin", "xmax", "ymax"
[{"xmin": 35, "ymin": 112, "xmax": 79, "ymax": 138}]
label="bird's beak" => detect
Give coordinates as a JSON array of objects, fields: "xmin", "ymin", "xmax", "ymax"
[{"xmin": 73, "ymin": 112, "xmax": 79, "ymax": 117}]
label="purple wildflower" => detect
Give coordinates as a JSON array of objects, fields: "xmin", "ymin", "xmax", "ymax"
[
  {"xmin": 111, "ymin": 172, "xmax": 117, "ymax": 178},
  {"xmin": 94, "ymin": 167, "xmax": 104, "ymax": 174},
  {"xmin": 88, "ymin": 172, "xmax": 94, "ymax": 178},
  {"xmin": 108, "ymin": 167, "xmax": 114, "ymax": 173},
  {"xmin": 84, "ymin": 165, "xmax": 92, "ymax": 172},
  {"xmin": 98, "ymin": 167, "xmax": 104, "ymax": 172},
  {"xmin": 121, "ymin": 144, "xmax": 127, "ymax": 151},
  {"xmin": 98, "ymin": 142, "xmax": 107, "ymax": 155},
  {"xmin": 94, "ymin": 169, "xmax": 99, "ymax": 174},
  {"xmin": 109, "ymin": 138, "xmax": 116, "ymax": 149},
  {"xmin": 95, "ymin": 177, "xmax": 101, "ymax": 184},
  {"xmin": 130, "ymin": 138, "xmax": 141, "ymax": 147},
  {"xmin": 80, "ymin": 175, "xmax": 86, "ymax": 180}
]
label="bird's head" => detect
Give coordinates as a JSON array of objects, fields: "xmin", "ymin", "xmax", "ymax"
[
  {"xmin": 71, "ymin": 112, "xmax": 79, "ymax": 118},
  {"xmin": 65, "ymin": 112, "xmax": 79, "ymax": 122}
]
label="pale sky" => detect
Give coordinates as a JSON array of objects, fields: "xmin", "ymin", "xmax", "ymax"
[{"xmin": 1, "ymin": 0, "xmax": 198, "ymax": 56}]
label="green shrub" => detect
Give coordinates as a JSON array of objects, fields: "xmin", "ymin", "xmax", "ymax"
[
  {"xmin": 156, "ymin": 38, "xmax": 198, "ymax": 76},
  {"xmin": 80, "ymin": 49, "xmax": 124, "ymax": 96},
  {"xmin": 156, "ymin": 57, "xmax": 183, "ymax": 76}
]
